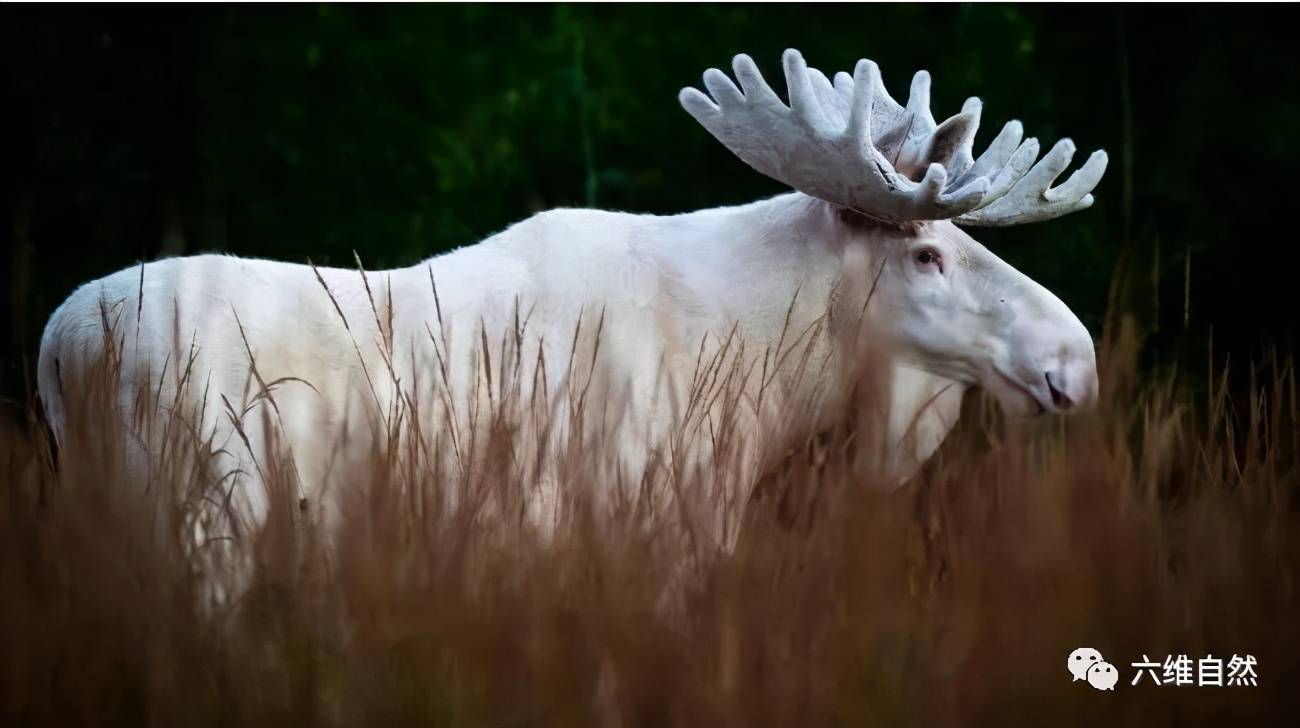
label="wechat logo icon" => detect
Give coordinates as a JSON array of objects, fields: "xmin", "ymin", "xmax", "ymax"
[{"xmin": 1069, "ymin": 647, "xmax": 1117, "ymax": 691}]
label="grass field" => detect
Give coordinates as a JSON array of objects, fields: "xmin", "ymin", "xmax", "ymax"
[{"xmin": 1, "ymin": 312, "xmax": 1296, "ymax": 727}]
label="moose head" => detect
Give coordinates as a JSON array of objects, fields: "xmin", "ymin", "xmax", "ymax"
[{"xmin": 680, "ymin": 49, "xmax": 1107, "ymax": 416}]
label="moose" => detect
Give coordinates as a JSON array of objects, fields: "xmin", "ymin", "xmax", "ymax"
[{"xmin": 38, "ymin": 49, "xmax": 1106, "ymax": 535}]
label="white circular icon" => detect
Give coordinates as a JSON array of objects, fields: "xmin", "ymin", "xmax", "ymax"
[
  {"xmin": 1087, "ymin": 661, "xmax": 1118, "ymax": 691},
  {"xmin": 1068, "ymin": 647, "xmax": 1104, "ymax": 682}
]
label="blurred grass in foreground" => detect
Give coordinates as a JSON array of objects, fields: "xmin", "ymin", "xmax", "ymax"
[{"xmin": 1, "ymin": 312, "xmax": 1297, "ymax": 728}]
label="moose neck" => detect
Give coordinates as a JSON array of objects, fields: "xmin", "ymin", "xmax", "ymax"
[
  {"xmin": 657, "ymin": 192, "xmax": 849, "ymax": 343},
  {"xmin": 661, "ymin": 192, "xmax": 967, "ymax": 481}
]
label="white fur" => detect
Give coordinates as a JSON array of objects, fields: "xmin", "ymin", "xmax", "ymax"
[{"xmin": 38, "ymin": 192, "xmax": 1096, "ymax": 534}]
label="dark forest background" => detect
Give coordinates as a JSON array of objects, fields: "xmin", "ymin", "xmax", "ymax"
[{"xmin": 2, "ymin": 4, "xmax": 1297, "ymax": 408}]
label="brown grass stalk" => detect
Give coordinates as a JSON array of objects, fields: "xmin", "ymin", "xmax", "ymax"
[{"xmin": 1, "ymin": 306, "xmax": 1297, "ymax": 727}]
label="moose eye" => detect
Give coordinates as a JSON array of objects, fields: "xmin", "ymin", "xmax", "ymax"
[{"xmin": 914, "ymin": 248, "xmax": 943, "ymax": 272}]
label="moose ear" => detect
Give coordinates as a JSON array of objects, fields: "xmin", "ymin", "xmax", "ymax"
[
  {"xmin": 916, "ymin": 111, "xmax": 978, "ymax": 178},
  {"xmin": 890, "ymin": 109, "xmax": 978, "ymax": 181}
]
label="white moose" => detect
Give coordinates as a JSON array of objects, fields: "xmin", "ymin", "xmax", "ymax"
[{"xmin": 38, "ymin": 49, "xmax": 1106, "ymax": 531}]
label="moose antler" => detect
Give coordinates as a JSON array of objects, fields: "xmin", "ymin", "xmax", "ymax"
[{"xmin": 679, "ymin": 49, "xmax": 1107, "ymax": 226}]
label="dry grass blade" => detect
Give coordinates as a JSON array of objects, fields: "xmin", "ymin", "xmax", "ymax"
[{"xmin": 0, "ymin": 308, "xmax": 1296, "ymax": 728}]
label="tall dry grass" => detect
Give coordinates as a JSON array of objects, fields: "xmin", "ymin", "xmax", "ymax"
[{"xmin": 1, "ymin": 308, "xmax": 1297, "ymax": 727}]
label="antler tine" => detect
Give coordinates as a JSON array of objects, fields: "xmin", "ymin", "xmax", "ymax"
[
  {"xmin": 947, "ymin": 97, "xmax": 984, "ymax": 179},
  {"xmin": 844, "ymin": 57, "xmax": 880, "ymax": 147},
  {"xmin": 906, "ymin": 70, "xmax": 937, "ymax": 130},
  {"xmin": 731, "ymin": 53, "xmax": 781, "ymax": 107},
  {"xmin": 953, "ymin": 119, "xmax": 1025, "ymax": 187},
  {"xmin": 783, "ymin": 50, "xmax": 831, "ymax": 132},
  {"xmin": 959, "ymin": 134, "xmax": 1040, "ymax": 208},
  {"xmin": 955, "ymin": 140, "xmax": 1109, "ymax": 226},
  {"xmin": 828, "ymin": 66, "xmax": 910, "ymax": 162},
  {"xmin": 679, "ymin": 49, "xmax": 1106, "ymax": 225},
  {"xmin": 805, "ymin": 66, "xmax": 847, "ymax": 127}
]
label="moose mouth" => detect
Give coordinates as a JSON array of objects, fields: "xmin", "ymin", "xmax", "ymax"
[{"xmin": 989, "ymin": 369, "xmax": 1049, "ymax": 417}]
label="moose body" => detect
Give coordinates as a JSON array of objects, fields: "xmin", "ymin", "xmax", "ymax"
[{"xmin": 38, "ymin": 49, "xmax": 1106, "ymax": 536}]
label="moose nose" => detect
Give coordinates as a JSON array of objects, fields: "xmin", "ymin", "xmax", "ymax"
[{"xmin": 1044, "ymin": 364, "xmax": 1097, "ymax": 412}]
